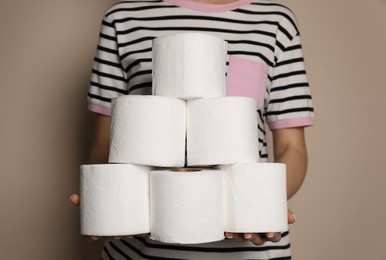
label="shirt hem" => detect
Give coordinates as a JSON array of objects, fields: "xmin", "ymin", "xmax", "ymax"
[
  {"xmin": 88, "ymin": 103, "xmax": 112, "ymax": 116},
  {"xmin": 269, "ymin": 117, "xmax": 314, "ymax": 130}
]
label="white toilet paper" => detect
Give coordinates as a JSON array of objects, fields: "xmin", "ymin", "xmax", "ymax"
[
  {"xmin": 109, "ymin": 95, "xmax": 186, "ymax": 167},
  {"xmin": 150, "ymin": 168, "xmax": 225, "ymax": 244},
  {"xmin": 152, "ymin": 33, "xmax": 227, "ymax": 100},
  {"xmin": 220, "ymin": 163, "xmax": 288, "ymax": 233},
  {"xmin": 80, "ymin": 164, "xmax": 151, "ymax": 236},
  {"xmin": 187, "ymin": 97, "xmax": 259, "ymax": 166}
]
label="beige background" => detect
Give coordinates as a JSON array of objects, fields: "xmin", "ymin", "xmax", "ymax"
[{"xmin": 0, "ymin": 0, "xmax": 385, "ymax": 259}]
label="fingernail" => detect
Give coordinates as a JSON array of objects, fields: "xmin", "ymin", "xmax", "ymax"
[
  {"xmin": 225, "ymin": 234, "xmax": 233, "ymax": 239},
  {"xmin": 266, "ymin": 233, "xmax": 274, "ymax": 238},
  {"xmin": 244, "ymin": 234, "xmax": 252, "ymax": 239},
  {"xmin": 69, "ymin": 194, "xmax": 75, "ymax": 202},
  {"xmin": 91, "ymin": 236, "xmax": 99, "ymax": 240},
  {"xmin": 292, "ymin": 213, "xmax": 297, "ymax": 222}
]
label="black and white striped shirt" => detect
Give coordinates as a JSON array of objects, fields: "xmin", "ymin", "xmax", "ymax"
[{"xmin": 88, "ymin": 0, "xmax": 314, "ymax": 259}]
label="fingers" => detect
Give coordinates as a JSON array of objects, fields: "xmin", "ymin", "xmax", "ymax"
[
  {"xmin": 243, "ymin": 233, "xmax": 267, "ymax": 245},
  {"xmin": 84, "ymin": 235, "xmax": 101, "ymax": 242},
  {"xmin": 114, "ymin": 235, "xmax": 134, "ymax": 240},
  {"xmin": 83, "ymin": 235, "xmax": 135, "ymax": 242},
  {"xmin": 134, "ymin": 233, "xmax": 149, "ymax": 237},
  {"xmin": 288, "ymin": 209, "xmax": 297, "ymax": 224},
  {"xmin": 225, "ymin": 232, "xmax": 245, "ymax": 241},
  {"xmin": 70, "ymin": 194, "xmax": 80, "ymax": 206},
  {"xmin": 83, "ymin": 233, "xmax": 149, "ymax": 242},
  {"xmin": 266, "ymin": 232, "xmax": 282, "ymax": 243},
  {"xmin": 225, "ymin": 232, "xmax": 282, "ymax": 246}
]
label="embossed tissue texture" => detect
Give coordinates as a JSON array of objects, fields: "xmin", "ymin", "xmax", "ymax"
[
  {"xmin": 150, "ymin": 169, "xmax": 225, "ymax": 244},
  {"xmin": 220, "ymin": 163, "xmax": 288, "ymax": 233},
  {"xmin": 80, "ymin": 164, "xmax": 151, "ymax": 236},
  {"xmin": 152, "ymin": 33, "xmax": 227, "ymax": 100},
  {"xmin": 187, "ymin": 97, "xmax": 259, "ymax": 166},
  {"xmin": 109, "ymin": 95, "xmax": 186, "ymax": 167}
]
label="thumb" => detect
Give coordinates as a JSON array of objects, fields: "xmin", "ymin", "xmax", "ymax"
[
  {"xmin": 288, "ymin": 209, "xmax": 296, "ymax": 224},
  {"xmin": 70, "ymin": 194, "xmax": 80, "ymax": 206}
]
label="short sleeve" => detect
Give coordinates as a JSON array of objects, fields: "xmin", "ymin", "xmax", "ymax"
[
  {"xmin": 87, "ymin": 15, "xmax": 128, "ymax": 116},
  {"xmin": 265, "ymin": 34, "xmax": 314, "ymax": 130}
]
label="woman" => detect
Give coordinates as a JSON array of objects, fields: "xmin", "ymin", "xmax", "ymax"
[{"xmin": 71, "ymin": 0, "xmax": 314, "ymax": 258}]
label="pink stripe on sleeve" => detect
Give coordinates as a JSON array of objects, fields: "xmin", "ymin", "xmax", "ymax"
[
  {"xmin": 269, "ymin": 117, "xmax": 314, "ymax": 130},
  {"xmin": 88, "ymin": 103, "xmax": 112, "ymax": 116}
]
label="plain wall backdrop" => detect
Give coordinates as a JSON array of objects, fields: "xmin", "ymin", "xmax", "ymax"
[{"xmin": 0, "ymin": 0, "xmax": 385, "ymax": 259}]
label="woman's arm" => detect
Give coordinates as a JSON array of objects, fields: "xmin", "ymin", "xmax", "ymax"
[
  {"xmin": 71, "ymin": 114, "xmax": 110, "ymax": 207},
  {"xmin": 226, "ymin": 127, "xmax": 306, "ymax": 245},
  {"xmin": 71, "ymin": 114, "xmax": 140, "ymax": 240},
  {"xmin": 272, "ymin": 127, "xmax": 308, "ymax": 199},
  {"xmin": 88, "ymin": 114, "xmax": 111, "ymax": 164}
]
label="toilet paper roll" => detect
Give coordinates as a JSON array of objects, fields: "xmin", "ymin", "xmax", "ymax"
[
  {"xmin": 187, "ymin": 97, "xmax": 259, "ymax": 166},
  {"xmin": 220, "ymin": 163, "xmax": 288, "ymax": 233},
  {"xmin": 80, "ymin": 164, "xmax": 151, "ymax": 236},
  {"xmin": 109, "ymin": 95, "xmax": 186, "ymax": 167},
  {"xmin": 150, "ymin": 168, "xmax": 225, "ymax": 244},
  {"xmin": 152, "ymin": 33, "xmax": 227, "ymax": 99}
]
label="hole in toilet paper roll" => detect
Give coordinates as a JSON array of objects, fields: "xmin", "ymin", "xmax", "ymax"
[{"xmin": 171, "ymin": 168, "xmax": 202, "ymax": 172}]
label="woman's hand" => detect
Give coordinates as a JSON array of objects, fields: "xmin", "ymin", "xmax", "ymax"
[
  {"xmin": 70, "ymin": 194, "xmax": 148, "ymax": 242},
  {"xmin": 224, "ymin": 209, "xmax": 296, "ymax": 246},
  {"xmin": 71, "ymin": 193, "xmax": 295, "ymax": 245}
]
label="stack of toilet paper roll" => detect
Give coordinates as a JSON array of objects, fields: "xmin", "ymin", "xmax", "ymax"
[{"xmin": 80, "ymin": 32, "xmax": 288, "ymax": 244}]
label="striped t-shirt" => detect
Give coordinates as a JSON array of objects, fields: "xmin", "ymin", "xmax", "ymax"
[{"xmin": 87, "ymin": 0, "xmax": 314, "ymax": 259}]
